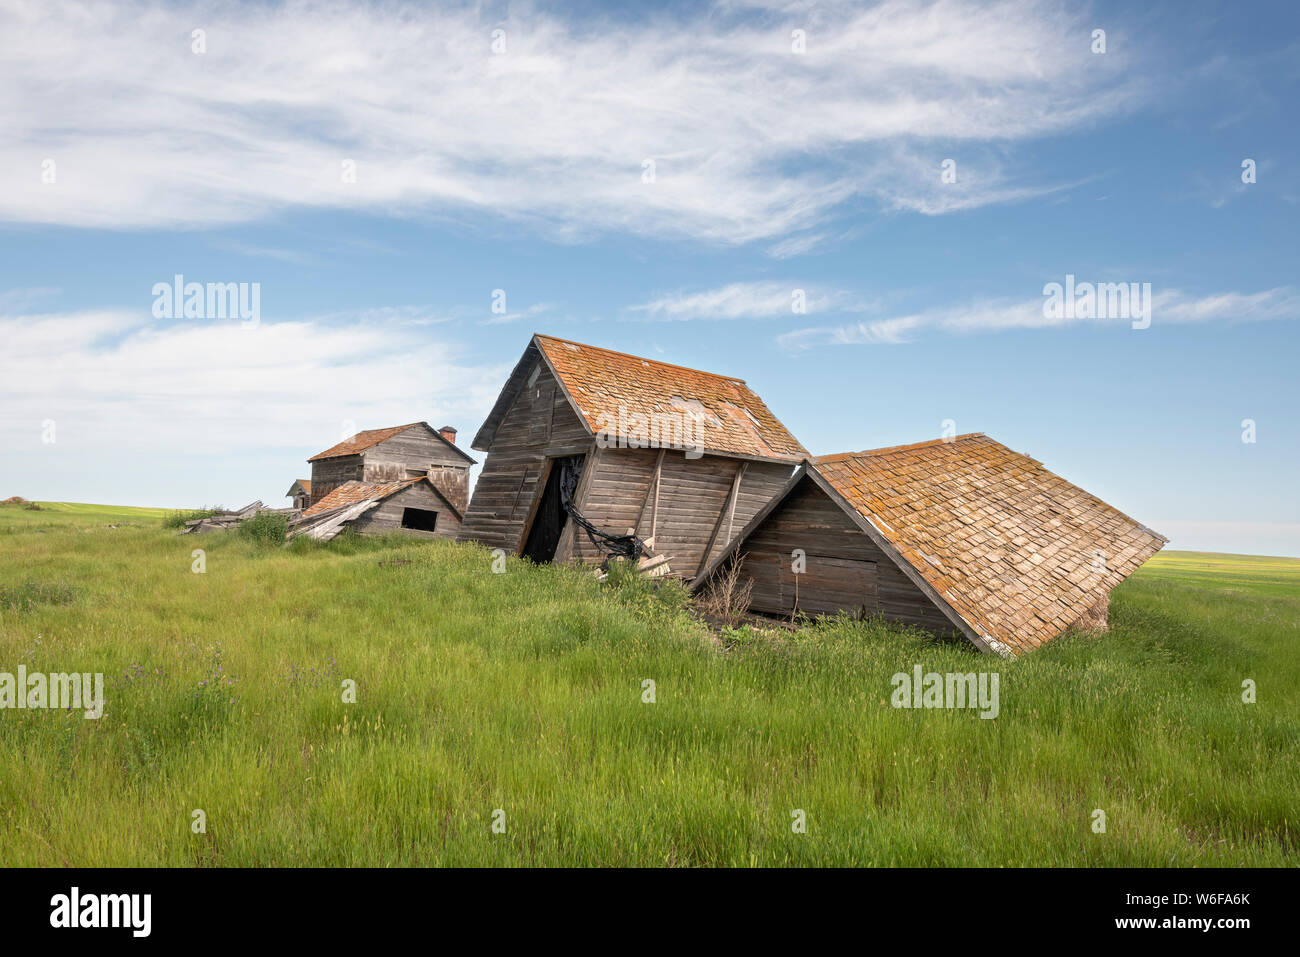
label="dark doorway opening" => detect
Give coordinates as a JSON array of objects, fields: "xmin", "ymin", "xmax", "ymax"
[
  {"xmin": 400, "ymin": 507, "xmax": 439, "ymax": 532},
  {"xmin": 521, "ymin": 454, "xmax": 585, "ymax": 563}
]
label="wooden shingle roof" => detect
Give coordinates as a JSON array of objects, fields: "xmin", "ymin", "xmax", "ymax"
[
  {"xmin": 301, "ymin": 478, "xmax": 422, "ymax": 518},
  {"xmin": 812, "ymin": 434, "xmax": 1167, "ymax": 655},
  {"xmin": 472, "ymin": 334, "xmax": 807, "ymax": 462},
  {"xmin": 308, "ymin": 422, "xmax": 474, "ymax": 464}
]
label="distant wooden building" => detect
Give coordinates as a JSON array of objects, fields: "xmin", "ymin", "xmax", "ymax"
[
  {"xmin": 307, "ymin": 422, "xmax": 473, "ymax": 514},
  {"xmin": 458, "ymin": 334, "xmax": 807, "ymax": 575},
  {"xmin": 285, "ymin": 479, "xmax": 311, "ymax": 511},
  {"xmin": 694, "ymin": 434, "xmax": 1167, "ymax": 656}
]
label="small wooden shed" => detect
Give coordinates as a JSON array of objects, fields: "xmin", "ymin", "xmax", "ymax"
[
  {"xmin": 694, "ymin": 433, "xmax": 1167, "ymax": 656},
  {"xmin": 285, "ymin": 479, "xmax": 311, "ymax": 511},
  {"xmin": 458, "ymin": 334, "xmax": 807, "ymax": 575},
  {"xmin": 307, "ymin": 422, "xmax": 474, "ymax": 513}
]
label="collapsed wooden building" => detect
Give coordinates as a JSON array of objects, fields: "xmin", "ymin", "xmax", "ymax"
[
  {"xmin": 458, "ymin": 334, "xmax": 807, "ymax": 576},
  {"xmin": 694, "ymin": 433, "xmax": 1167, "ymax": 656}
]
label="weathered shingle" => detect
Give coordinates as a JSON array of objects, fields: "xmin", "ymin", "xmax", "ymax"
[
  {"xmin": 300, "ymin": 477, "xmax": 422, "ymax": 518},
  {"xmin": 308, "ymin": 423, "xmax": 425, "ymax": 462},
  {"xmin": 532, "ymin": 334, "xmax": 806, "ymax": 462},
  {"xmin": 813, "ymin": 434, "xmax": 1167, "ymax": 655}
]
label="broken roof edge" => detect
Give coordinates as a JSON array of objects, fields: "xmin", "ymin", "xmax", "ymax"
[{"xmin": 300, "ymin": 475, "xmax": 464, "ymax": 522}]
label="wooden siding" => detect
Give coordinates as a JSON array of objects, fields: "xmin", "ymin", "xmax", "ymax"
[
  {"xmin": 309, "ymin": 454, "xmax": 363, "ymax": 505},
  {"xmin": 309, "ymin": 425, "xmax": 471, "ymax": 513},
  {"xmin": 347, "ymin": 481, "xmax": 460, "ymax": 539},
  {"xmin": 563, "ymin": 447, "xmax": 792, "ymax": 576},
  {"xmin": 731, "ymin": 476, "xmax": 957, "ymax": 633},
  {"xmin": 459, "ymin": 357, "xmax": 795, "ymax": 573},
  {"xmin": 458, "ymin": 360, "xmax": 592, "ymax": 552}
]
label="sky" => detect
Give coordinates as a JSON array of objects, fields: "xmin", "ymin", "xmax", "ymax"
[{"xmin": 0, "ymin": 0, "xmax": 1297, "ymax": 556}]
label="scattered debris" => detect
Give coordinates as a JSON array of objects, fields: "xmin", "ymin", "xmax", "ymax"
[
  {"xmin": 177, "ymin": 502, "xmax": 299, "ymax": 534},
  {"xmin": 288, "ymin": 498, "xmax": 379, "ymax": 542},
  {"xmin": 593, "ymin": 532, "xmax": 672, "ymax": 582}
]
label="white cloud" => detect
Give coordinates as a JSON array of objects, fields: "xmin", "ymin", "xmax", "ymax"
[
  {"xmin": 779, "ymin": 286, "xmax": 1300, "ymax": 348},
  {"xmin": 0, "ymin": 0, "xmax": 1144, "ymax": 243},
  {"xmin": 0, "ymin": 308, "xmax": 506, "ymax": 456},
  {"xmin": 628, "ymin": 281, "xmax": 864, "ymax": 320}
]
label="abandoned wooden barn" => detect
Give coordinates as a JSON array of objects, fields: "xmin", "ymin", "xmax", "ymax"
[
  {"xmin": 306, "ymin": 421, "xmax": 474, "ymax": 514},
  {"xmin": 294, "ymin": 476, "xmax": 463, "ymax": 541},
  {"xmin": 458, "ymin": 334, "xmax": 807, "ymax": 576},
  {"xmin": 694, "ymin": 433, "xmax": 1167, "ymax": 656},
  {"xmin": 285, "ymin": 479, "xmax": 311, "ymax": 511}
]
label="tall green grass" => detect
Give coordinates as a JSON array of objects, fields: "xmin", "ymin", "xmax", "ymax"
[{"xmin": 0, "ymin": 507, "xmax": 1295, "ymax": 866}]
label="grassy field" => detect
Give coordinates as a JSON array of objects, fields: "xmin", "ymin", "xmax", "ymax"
[{"xmin": 0, "ymin": 500, "xmax": 1296, "ymax": 866}]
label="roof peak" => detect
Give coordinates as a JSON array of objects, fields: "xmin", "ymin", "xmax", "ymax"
[
  {"xmin": 814, "ymin": 433, "xmax": 988, "ymax": 463},
  {"xmin": 533, "ymin": 333, "xmax": 749, "ymax": 385}
]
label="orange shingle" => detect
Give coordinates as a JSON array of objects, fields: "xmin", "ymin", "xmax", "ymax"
[
  {"xmin": 813, "ymin": 434, "xmax": 1166, "ymax": 656},
  {"xmin": 533, "ymin": 334, "xmax": 806, "ymax": 462},
  {"xmin": 300, "ymin": 477, "xmax": 423, "ymax": 518},
  {"xmin": 308, "ymin": 423, "xmax": 425, "ymax": 462}
]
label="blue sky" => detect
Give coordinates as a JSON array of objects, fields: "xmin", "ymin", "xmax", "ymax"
[{"xmin": 1, "ymin": 0, "xmax": 1297, "ymax": 555}]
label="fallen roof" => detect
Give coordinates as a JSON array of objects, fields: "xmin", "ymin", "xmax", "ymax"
[
  {"xmin": 300, "ymin": 476, "xmax": 461, "ymax": 521},
  {"xmin": 308, "ymin": 422, "xmax": 474, "ymax": 464},
  {"xmin": 471, "ymin": 334, "xmax": 807, "ymax": 463},
  {"xmin": 810, "ymin": 433, "xmax": 1167, "ymax": 655}
]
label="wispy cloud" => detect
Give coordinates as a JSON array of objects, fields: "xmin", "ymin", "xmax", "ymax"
[
  {"xmin": 481, "ymin": 302, "xmax": 556, "ymax": 326},
  {"xmin": 0, "ymin": 0, "xmax": 1145, "ymax": 243},
  {"xmin": 215, "ymin": 242, "xmax": 318, "ymax": 267},
  {"xmin": 779, "ymin": 285, "xmax": 1300, "ymax": 348},
  {"xmin": 628, "ymin": 281, "xmax": 867, "ymax": 320}
]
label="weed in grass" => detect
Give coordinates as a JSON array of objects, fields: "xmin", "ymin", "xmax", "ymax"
[
  {"xmin": 238, "ymin": 512, "xmax": 289, "ymax": 546},
  {"xmin": 0, "ymin": 580, "xmax": 77, "ymax": 611}
]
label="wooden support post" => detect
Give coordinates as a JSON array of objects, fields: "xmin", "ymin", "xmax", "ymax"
[
  {"xmin": 695, "ymin": 460, "xmax": 747, "ymax": 578},
  {"xmin": 633, "ymin": 448, "xmax": 666, "ymax": 538}
]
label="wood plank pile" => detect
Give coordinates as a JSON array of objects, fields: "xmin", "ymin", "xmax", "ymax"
[
  {"xmin": 592, "ymin": 530, "xmax": 672, "ymax": 582},
  {"xmin": 177, "ymin": 502, "xmax": 299, "ymax": 534}
]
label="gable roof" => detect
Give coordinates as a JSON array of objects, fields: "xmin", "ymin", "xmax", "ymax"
[
  {"xmin": 286, "ymin": 478, "xmax": 311, "ymax": 496},
  {"xmin": 811, "ymin": 434, "xmax": 1167, "ymax": 655},
  {"xmin": 694, "ymin": 433, "xmax": 1166, "ymax": 656},
  {"xmin": 471, "ymin": 334, "xmax": 807, "ymax": 463},
  {"xmin": 308, "ymin": 422, "xmax": 474, "ymax": 464},
  {"xmin": 300, "ymin": 476, "xmax": 462, "ymax": 521}
]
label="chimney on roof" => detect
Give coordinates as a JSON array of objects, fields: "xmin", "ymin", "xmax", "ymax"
[{"xmin": 438, "ymin": 425, "xmax": 458, "ymax": 445}]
